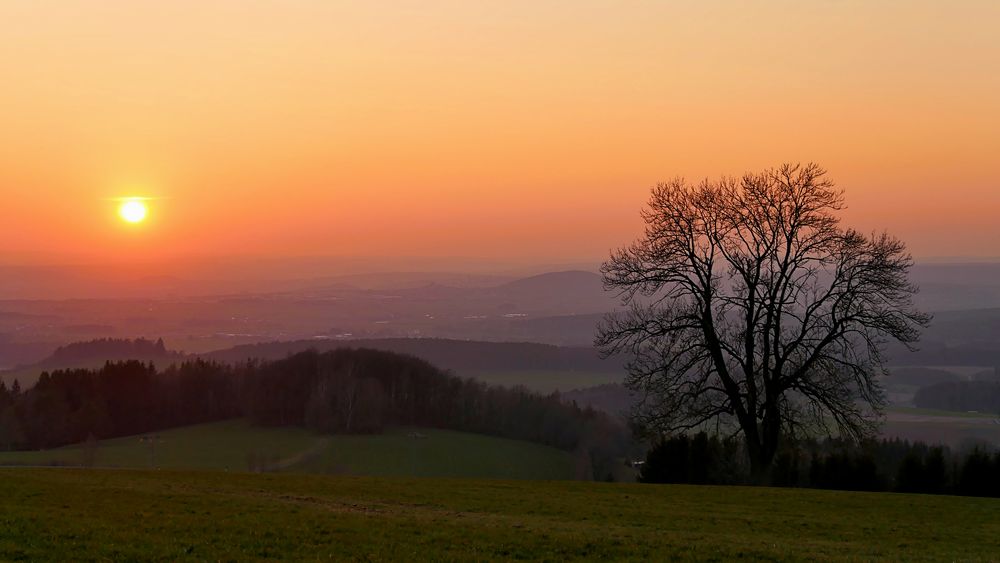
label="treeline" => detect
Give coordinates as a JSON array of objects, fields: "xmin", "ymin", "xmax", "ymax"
[
  {"xmin": 639, "ymin": 433, "xmax": 1000, "ymax": 497},
  {"xmin": 46, "ymin": 337, "xmax": 180, "ymax": 366},
  {"xmin": 0, "ymin": 349, "xmax": 627, "ymax": 478},
  {"xmin": 205, "ymin": 338, "xmax": 623, "ymax": 375},
  {"xmin": 0, "ymin": 360, "xmax": 241, "ymax": 450},
  {"xmin": 914, "ymin": 380, "xmax": 1000, "ymax": 413}
]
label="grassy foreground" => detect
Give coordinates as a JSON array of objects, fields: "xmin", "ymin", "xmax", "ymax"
[
  {"xmin": 1, "ymin": 469, "xmax": 999, "ymax": 561},
  {"xmin": 0, "ymin": 420, "xmax": 574, "ymax": 480}
]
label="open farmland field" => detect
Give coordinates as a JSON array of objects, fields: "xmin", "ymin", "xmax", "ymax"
[
  {"xmin": 883, "ymin": 407, "xmax": 1000, "ymax": 447},
  {"xmin": 1, "ymin": 469, "xmax": 999, "ymax": 561},
  {"xmin": 0, "ymin": 420, "xmax": 574, "ymax": 480}
]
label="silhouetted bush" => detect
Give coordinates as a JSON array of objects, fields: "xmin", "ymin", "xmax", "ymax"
[
  {"xmin": 957, "ymin": 448, "xmax": 1000, "ymax": 497},
  {"xmin": 637, "ymin": 434, "xmax": 999, "ymax": 497},
  {"xmin": 638, "ymin": 433, "xmax": 745, "ymax": 485},
  {"xmin": 809, "ymin": 450, "xmax": 884, "ymax": 492},
  {"xmin": 896, "ymin": 446, "xmax": 949, "ymax": 494}
]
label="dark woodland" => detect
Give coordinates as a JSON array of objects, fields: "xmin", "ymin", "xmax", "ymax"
[{"xmin": 0, "ymin": 348, "xmax": 628, "ymax": 477}]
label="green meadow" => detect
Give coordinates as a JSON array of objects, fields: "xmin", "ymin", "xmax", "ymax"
[
  {"xmin": 0, "ymin": 419, "xmax": 574, "ymax": 480},
  {"xmin": 1, "ymin": 469, "xmax": 998, "ymax": 561}
]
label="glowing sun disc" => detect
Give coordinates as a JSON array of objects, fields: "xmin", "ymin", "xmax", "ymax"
[{"xmin": 118, "ymin": 200, "xmax": 148, "ymax": 223}]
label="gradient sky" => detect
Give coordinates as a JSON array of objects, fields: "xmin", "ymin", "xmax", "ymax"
[{"xmin": 2, "ymin": 0, "xmax": 998, "ymax": 268}]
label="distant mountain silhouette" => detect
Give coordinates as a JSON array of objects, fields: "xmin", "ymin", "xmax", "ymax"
[
  {"xmin": 495, "ymin": 270, "xmax": 603, "ymax": 295},
  {"xmin": 484, "ymin": 270, "xmax": 611, "ymax": 314},
  {"xmin": 7, "ymin": 260, "xmax": 1000, "ymax": 307},
  {"xmin": 16, "ymin": 264, "xmax": 1000, "ymax": 373}
]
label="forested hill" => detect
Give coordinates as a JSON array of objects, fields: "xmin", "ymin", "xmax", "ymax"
[
  {"xmin": 204, "ymin": 338, "xmax": 623, "ymax": 374},
  {"xmin": 0, "ymin": 349, "xmax": 628, "ymax": 478},
  {"xmin": 1, "ymin": 337, "xmax": 187, "ymax": 388},
  {"xmin": 3, "ymin": 337, "xmax": 623, "ymax": 391},
  {"xmin": 45, "ymin": 337, "xmax": 182, "ymax": 367}
]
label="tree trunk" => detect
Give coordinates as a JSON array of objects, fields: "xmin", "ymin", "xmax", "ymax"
[{"xmin": 745, "ymin": 424, "xmax": 781, "ymax": 484}]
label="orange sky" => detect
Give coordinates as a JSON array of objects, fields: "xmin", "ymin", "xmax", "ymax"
[{"xmin": 2, "ymin": 1, "xmax": 998, "ymax": 268}]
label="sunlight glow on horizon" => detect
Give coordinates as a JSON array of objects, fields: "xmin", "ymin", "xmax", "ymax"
[{"xmin": 0, "ymin": 1, "xmax": 998, "ymax": 265}]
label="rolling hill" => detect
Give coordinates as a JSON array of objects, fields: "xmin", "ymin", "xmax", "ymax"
[
  {"xmin": 204, "ymin": 337, "xmax": 624, "ymax": 392},
  {"xmin": 205, "ymin": 337, "xmax": 619, "ymax": 373},
  {"xmin": 0, "ymin": 337, "xmax": 184, "ymax": 388},
  {"xmin": 0, "ymin": 419, "xmax": 576, "ymax": 480},
  {"xmin": 1, "ymin": 336, "xmax": 624, "ymax": 392}
]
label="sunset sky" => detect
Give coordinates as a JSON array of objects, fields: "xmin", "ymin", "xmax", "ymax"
[{"xmin": 2, "ymin": 1, "xmax": 998, "ymax": 269}]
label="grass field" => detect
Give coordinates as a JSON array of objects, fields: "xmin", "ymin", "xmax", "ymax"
[
  {"xmin": 0, "ymin": 420, "xmax": 574, "ymax": 480},
  {"xmin": 1, "ymin": 469, "xmax": 998, "ymax": 560},
  {"xmin": 287, "ymin": 428, "xmax": 574, "ymax": 479}
]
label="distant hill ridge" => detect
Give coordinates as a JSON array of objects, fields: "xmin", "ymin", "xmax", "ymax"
[
  {"xmin": 3, "ymin": 336, "xmax": 623, "ymax": 390},
  {"xmin": 0, "ymin": 338, "xmax": 187, "ymax": 388},
  {"xmin": 203, "ymin": 338, "xmax": 622, "ymax": 374},
  {"xmin": 495, "ymin": 270, "xmax": 602, "ymax": 292},
  {"xmin": 45, "ymin": 337, "xmax": 182, "ymax": 367}
]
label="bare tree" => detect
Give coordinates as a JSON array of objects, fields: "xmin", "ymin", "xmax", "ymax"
[{"xmin": 597, "ymin": 163, "xmax": 929, "ymax": 480}]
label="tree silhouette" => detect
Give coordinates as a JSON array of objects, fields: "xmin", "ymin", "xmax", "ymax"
[{"xmin": 598, "ymin": 163, "xmax": 929, "ymax": 480}]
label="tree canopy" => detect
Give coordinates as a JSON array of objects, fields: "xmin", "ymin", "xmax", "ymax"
[{"xmin": 598, "ymin": 163, "xmax": 929, "ymax": 478}]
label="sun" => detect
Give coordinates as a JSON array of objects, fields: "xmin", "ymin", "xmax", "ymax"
[{"xmin": 118, "ymin": 199, "xmax": 148, "ymax": 223}]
